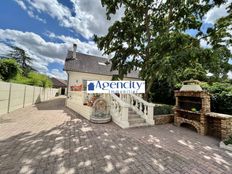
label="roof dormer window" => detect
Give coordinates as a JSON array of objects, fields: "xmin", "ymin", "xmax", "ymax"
[{"xmin": 98, "ymin": 62, "xmax": 106, "ymax": 66}]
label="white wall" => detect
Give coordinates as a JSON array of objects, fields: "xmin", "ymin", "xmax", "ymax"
[
  {"xmin": 66, "ymin": 71, "xmax": 140, "ymax": 119},
  {"xmin": 67, "ymin": 71, "xmax": 139, "ymax": 93},
  {"xmin": 0, "ymin": 81, "xmax": 59, "ymax": 115},
  {"xmin": 66, "ymin": 91, "xmax": 92, "ymax": 120}
]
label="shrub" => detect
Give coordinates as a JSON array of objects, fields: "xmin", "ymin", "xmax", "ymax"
[
  {"xmin": 10, "ymin": 73, "xmax": 30, "ymax": 84},
  {"xmin": 28, "ymin": 72, "xmax": 52, "ymax": 88},
  {"xmin": 154, "ymin": 104, "xmax": 174, "ymax": 115},
  {"xmin": 55, "ymin": 92, "xmax": 59, "ymax": 96},
  {"xmin": 0, "ymin": 58, "xmax": 21, "ymax": 81},
  {"xmin": 11, "ymin": 71, "xmax": 53, "ymax": 88},
  {"xmin": 224, "ymin": 135, "xmax": 232, "ymax": 145},
  {"xmin": 150, "ymin": 79, "xmax": 175, "ymax": 105},
  {"xmin": 201, "ymin": 82, "xmax": 232, "ymax": 115}
]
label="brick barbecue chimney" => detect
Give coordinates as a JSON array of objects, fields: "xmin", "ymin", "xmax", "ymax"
[{"xmin": 73, "ymin": 43, "xmax": 77, "ymax": 59}]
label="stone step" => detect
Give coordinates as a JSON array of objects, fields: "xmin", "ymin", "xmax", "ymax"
[
  {"xmin": 129, "ymin": 108, "xmax": 137, "ymax": 112},
  {"xmin": 128, "ymin": 108, "xmax": 149, "ymax": 128},
  {"xmin": 129, "ymin": 110, "xmax": 137, "ymax": 114},
  {"xmin": 129, "ymin": 122, "xmax": 150, "ymax": 128},
  {"xmin": 129, "ymin": 118, "xmax": 146, "ymax": 124},
  {"xmin": 128, "ymin": 113, "xmax": 140, "ymax": 119}
]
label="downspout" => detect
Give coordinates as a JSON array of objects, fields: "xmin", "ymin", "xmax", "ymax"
[
  {"xmin": 65, "ymin": 71, "xmax": 70, "ymax": 106},
  {"xmin": 66, "ymin": 72, "xmax": 70, "ymax": 97}
]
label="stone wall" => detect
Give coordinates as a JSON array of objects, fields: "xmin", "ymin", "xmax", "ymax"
[
  {"xmin": 205, "ymin": 112, "xmax": 232, "ymax": 139},
  {"xmin": 221, "ymin": 119, "xmax": 232, "ymax": 139},
  {"xmin": 206, "ymin": 117, "xmax": 222, "ymax": 139},
  {"xmin": 154, "ymin": 114, "xmax": 174, "ymax": 125},
  {"xmin": 66, "ymin": 91, "xmax": 92, "ymax": 120}
]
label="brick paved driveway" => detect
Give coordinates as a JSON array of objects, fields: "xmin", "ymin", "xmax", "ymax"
[{"xmin": 0, "ymin": 97, "xmax": 232, "ymax": 174}]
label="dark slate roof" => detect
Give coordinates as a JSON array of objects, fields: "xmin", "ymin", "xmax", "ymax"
[
  {"xmin": 64, "ymin": 51, "xmax": 140, "ymax": 79},
  {"xmin": 51, "ymin": 77, "xmax": 67, "ymax": 88}
]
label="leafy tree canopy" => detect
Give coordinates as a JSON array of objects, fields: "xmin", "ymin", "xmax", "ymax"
[
  {"xmin": 1, "ymin": 46, "xmax": 52, "ymax": 88},
  {"xmin": 0, "ymin": 58, "xmax": 21, "ymax": 81},
  {"xmin": 8, "ymin": 46, "xmax": 34, "ymax": 76},
  {"xmin": 94, "ymin": 0, "xmax": 232, "ymax": 99}
]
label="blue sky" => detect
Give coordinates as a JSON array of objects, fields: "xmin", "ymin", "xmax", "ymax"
[
  {"xmin": 0, "ymin": 0, "xmax": 231, "ymax": 79},
  {"xmin": 0, "ymin": 0, "xmax": 119, "ymax": 79}
]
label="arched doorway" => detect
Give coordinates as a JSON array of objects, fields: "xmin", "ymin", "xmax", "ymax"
[{"xmin": 180, "ymin": 123, "xmax": 198, "ymax": 133}]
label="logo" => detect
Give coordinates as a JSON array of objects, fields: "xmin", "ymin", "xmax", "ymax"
[
  {"xmin": 88, "ymin": 82, "xmax": 95, "ymax": 91},
  {"xmin": 87, "ymin": 81, "xmax": 145, "ymax": 94}
]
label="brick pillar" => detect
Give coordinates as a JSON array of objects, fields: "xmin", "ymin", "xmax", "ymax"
[
  {"xmin": 200, "ymin": 113, "xmax": 207, "ymax": 135},
  {"xmin": 200, "ymin": 93, "xmax": 211, "ymax": 136}
]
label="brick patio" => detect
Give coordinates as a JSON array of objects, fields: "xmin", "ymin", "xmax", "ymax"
[{"xmin": 0, "ymin": 97, "xmax": 231, "ymax": 174}]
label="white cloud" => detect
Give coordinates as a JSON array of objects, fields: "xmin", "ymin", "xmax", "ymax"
[
  {"xmin": 47, "ymin": 69, "xmax": 67, "ymax": 80},
  {"xmin": 71, "ymin": 0, "xmax": 124, "ymax": 37},
  {"xmin": 0, "ymin": 29, "xmax": 64, "ymax": 78},
  {"xmin": 15, "ymin": 0, "xmax": 26, "ymax": 10},
  {"xmin": 228, "ymin": 71, "xmax": 232, "ymax": 79},
  {"xmin": 47, "ymin": 32, "xmax": 103, "ymax": 57},
  {"xmin": 200, "ymin": 39, "xmax": 211, "ymax": 48},
  {"xmin": 15, "ymin": 0, "xmax": 124, "ymax": 39},
  {"xmin": 15, "ymin": 0, "xmax": 46, "ymax": 23},
  {"xmin": 0, "ymin": 29, "xmax": 68, "ymax": 60},
  {"xmin": 27, "ymin": 10, "xmax": 46, "ymax": 23},
  {"xmin": 204, "ymin": 0, "xmax": 232, "ymax": 24},
  {"xmin": 0, "ymin": 43, "xmax": 12, "ymax": 56},
  {"xmin": 0, "ymin": 29, "xmax": 105, "ymax": 79}
]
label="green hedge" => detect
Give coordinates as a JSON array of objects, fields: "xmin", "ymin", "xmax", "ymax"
[
  {"xmin": 154, "ymin": 104, "xmax": 174, "ymax": 115},
  {"xmin": 201, "ymin": 82, "xmax": 232, "ymax": 115}
]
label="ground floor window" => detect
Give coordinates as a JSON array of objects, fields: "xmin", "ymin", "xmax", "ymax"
[{"xmin": 82, "ymin": 79, "xmax": 88, "ymax": 91}]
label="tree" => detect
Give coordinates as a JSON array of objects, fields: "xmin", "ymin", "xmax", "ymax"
[
  {"xmin": 0, "ymin": 58, "xmax": 21, "ymax": 81},
  {"xmin": 11, "ymin": 71, "xmax": 53, "ymax": 88},
  {"xmin": 28, "ymin": 72, "xmax": 52, "ymax": 88},
  {"xmin": 8, "ymin": 46, "xmax": 34, "ymax": 76},
  {"xmin": 94, "ymin": 0, "xmax": 231, "ymax": 100},
  {"xmin": 201, "ymin": 82, "xmax": 232, "ymax": 114},
  {"xmin": 41, "ymin": 75, "xmax": 53, "ymax": 88},
  {"xmin": 203, "ymin": 3, "xmax": 232, "ymax": 80}
]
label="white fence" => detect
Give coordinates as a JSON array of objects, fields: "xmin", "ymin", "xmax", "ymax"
[{"xmin": 0, "ymin": 81, "xmax": 59, "ymax": 115}]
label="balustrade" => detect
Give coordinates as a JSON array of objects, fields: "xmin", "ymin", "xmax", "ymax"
[
  {"xmin": 119, "ymin": 93, "xmax": 155, "ymax": 125},
  {"xmin": 110, "ymin": 93, "xmax": 130, "ymax": 128}
]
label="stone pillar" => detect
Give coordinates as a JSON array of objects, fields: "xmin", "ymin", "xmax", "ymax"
[
  {"xmin": 147, "ymin": 105, "xmax": 155, "ymax": 125},
  {"xmin": 121, "ymin": 105, "xmax": 130, "ymax": 128},
  {"xmin": 201, "ymin": 93, "xmax": 211, "ymax": 113}
]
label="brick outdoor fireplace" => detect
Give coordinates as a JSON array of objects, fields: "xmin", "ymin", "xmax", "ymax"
[{"xmin": 174, "ymin": 80, "xmax": 232, "ymax": 139}]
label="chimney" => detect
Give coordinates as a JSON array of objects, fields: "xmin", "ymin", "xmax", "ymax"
[{"xmin": 73, "ymin": 43, "xmax": 77, "ymax": 59}]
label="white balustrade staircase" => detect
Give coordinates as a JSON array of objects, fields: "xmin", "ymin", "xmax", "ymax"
[
  {"xmin": 109, "ymin": 93, "xmax": 155, "ymax": 128},
  {"xmin": 128, "ymin": 108, "xmax": 148, "ymax": 127}
]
